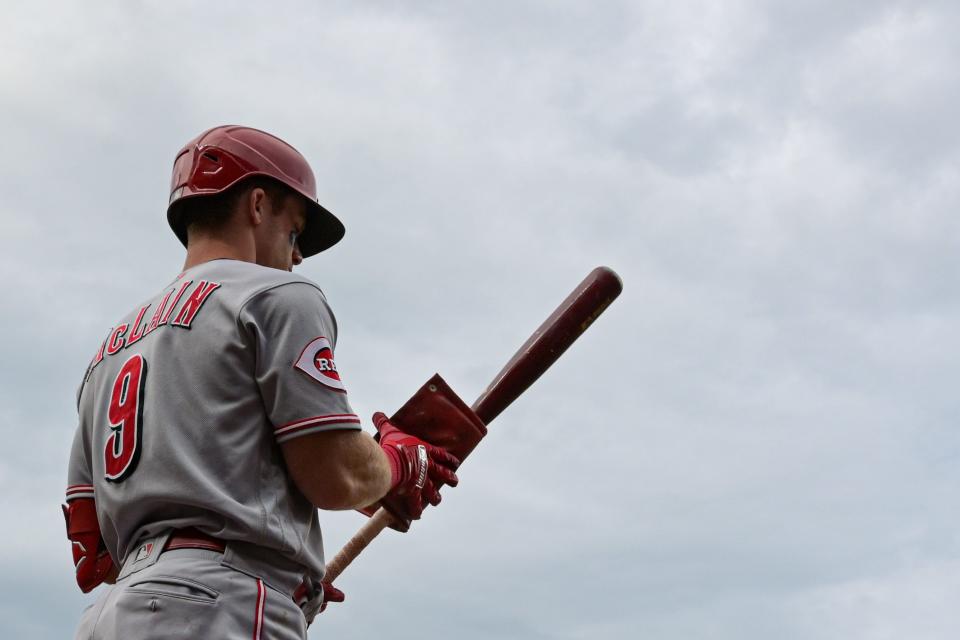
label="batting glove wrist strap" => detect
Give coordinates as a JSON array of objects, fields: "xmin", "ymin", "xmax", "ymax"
[{"xmin": 379, "ymin": 440, "xmax": 413, "ymax": 490}]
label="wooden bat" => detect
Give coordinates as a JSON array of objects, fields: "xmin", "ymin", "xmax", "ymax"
[{"xmin": 324, "ymin": 266, "xmax": 623, "ymax": 583}]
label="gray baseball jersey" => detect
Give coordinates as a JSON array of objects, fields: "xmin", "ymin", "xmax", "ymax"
[{"xmin": 66, "ymin": 258, "xmax": 361, "ymax": 581}]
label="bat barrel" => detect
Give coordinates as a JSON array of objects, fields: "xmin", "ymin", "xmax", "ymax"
[{"xmin": 471, "ymin": 266, "xmax": 623, "ymax": 424}]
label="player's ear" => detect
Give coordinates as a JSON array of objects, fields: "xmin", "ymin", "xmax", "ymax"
[{"xmin": 247, "ymin": 187, "xmax": 267, "ymax": 226}]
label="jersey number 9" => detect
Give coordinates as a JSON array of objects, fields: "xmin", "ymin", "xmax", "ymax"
[{"xmin": 104, "ymin": 354, "xmax": 148, "ymax": 482}]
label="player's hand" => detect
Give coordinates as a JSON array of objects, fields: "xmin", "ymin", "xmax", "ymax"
[
  {"xmin": 374, "ymin": 412, "xmax": 460, "ymax": 521},
  {"xmin": 301, "ymin": 581, "xmax": 345, "ymax": 625},
  {"xmin": 320, "ymin": 581, "xmax": 344, "ymax": 613}
]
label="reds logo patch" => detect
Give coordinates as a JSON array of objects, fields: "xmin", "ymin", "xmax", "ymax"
[{"xmin": 294, "ymin": 336, "xmax": 347, "ymax": 392}]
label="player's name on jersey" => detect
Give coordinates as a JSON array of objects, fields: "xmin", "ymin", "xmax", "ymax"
[{"xmin": 86, "ymin": 279, "xmax": 221, "ymax": 377}]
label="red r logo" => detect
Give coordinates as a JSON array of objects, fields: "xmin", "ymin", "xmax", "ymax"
[{"xmin": 313, "ymin": 347, "xmax": 340, "ymax": 379}]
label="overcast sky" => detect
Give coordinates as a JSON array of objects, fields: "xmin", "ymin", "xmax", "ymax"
[{"xmin": 3, "ymin": 1, "xmax": 960, "ymax": 638}]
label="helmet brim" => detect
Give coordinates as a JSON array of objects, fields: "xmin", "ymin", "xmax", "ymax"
[{"xmin": 298, "ymin": 198, "xmax": 345, "ymax": 257}]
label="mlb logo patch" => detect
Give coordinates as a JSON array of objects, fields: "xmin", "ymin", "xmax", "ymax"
[
  {"xmin": 295, "ymin": 337, "xmax": 347, "ymax": 392},
  {"xmin": 135, "ymin": 542, "xmax": 154, "ymax": 562}
]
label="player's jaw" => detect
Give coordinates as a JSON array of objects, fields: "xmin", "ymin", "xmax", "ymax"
[{"xmin": 255, "ymin": 196, "xmax": 308, "ymax": 271}]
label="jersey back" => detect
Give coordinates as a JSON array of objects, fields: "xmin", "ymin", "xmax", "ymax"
[{"xmin": 66, "ymin": 259, "xmax": 361, "ymax": 579}]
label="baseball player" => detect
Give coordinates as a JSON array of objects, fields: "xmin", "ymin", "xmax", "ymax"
[{"xmin": 63, "ymin": 125, "xmax": 460, "ymax": 639}]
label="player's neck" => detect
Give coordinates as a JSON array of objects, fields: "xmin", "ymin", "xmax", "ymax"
[{"xmin": 182, "ymin": 235, "xmax": 255, "ymax": 271}]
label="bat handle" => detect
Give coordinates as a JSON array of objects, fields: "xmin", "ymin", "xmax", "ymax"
[{"xmin": 324, "ymin": 508, "xmax": 395, "ymax": 583}]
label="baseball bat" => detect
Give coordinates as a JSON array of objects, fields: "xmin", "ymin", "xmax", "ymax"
[{"xmin": 324, "ymin": 266, "xmax": 623, "ymax": 583}]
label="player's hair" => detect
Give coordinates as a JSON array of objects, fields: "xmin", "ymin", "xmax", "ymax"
[{"xmin": 177, "ymin": 177, "xmax": 293, "ymax": 240}]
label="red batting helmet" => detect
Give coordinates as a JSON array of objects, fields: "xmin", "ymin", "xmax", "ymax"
[{"xmin": 167, "ymin": 125, "xmax": 345, "ymax": 257}]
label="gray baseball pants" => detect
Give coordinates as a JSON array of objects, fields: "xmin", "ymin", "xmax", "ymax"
[{"xmin": 74, "ymin": 537, "xmax": 309, "ymax": 639}]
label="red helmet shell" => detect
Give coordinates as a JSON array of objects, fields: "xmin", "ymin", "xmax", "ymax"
[{"xmin": 167, "ymin": 125, "xmax": 344, "ymax": 257}]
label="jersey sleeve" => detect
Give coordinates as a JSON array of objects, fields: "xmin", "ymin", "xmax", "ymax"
[
  {"xmin": 66, "ymin": 422, "xmax": 95, "ymax": 503},
  {"xmin": 239, "ymin": 282, "xmax": 362, "ymax": 443}
]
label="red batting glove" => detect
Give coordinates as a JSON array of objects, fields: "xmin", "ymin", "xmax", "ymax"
[
  {"xmin": 375, "ymin": 411, "xmax": 460, "ymax": 522},
  {"xmin": 320, "ymin": 581, "xmax": 344, "ymax": 613},
  {"xmin": 297, "ymin": 580, "xmax": 345, "ymax": 625}
]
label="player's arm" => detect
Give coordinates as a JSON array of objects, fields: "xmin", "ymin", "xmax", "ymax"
[
  {"xmin": 283, "ymin": 415, "xmax": 459, "ymax": 520},
  {"xmin": 281, "ymin": 430, "xmax": 391, "ymax": 510},
  {"xmin": 241, "ymin": 282, "xmax": 389, "ymax": 511},
  {"xmin": 282, "ymin": 416, "xmax": 460, "ymax": 514}
]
